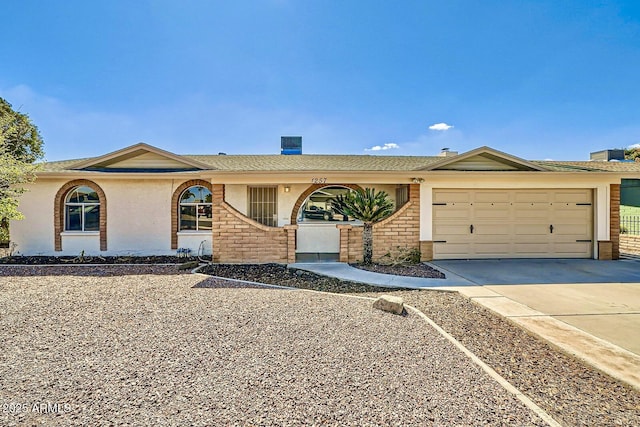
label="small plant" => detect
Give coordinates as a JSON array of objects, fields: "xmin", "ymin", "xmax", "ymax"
[
  {"xmin": 378, "ymin": 246, "xmax": 421, "ymax": 266},
  {"xmin": 621, "ymin": 225, "xmax": 629, "ymax": 234}
]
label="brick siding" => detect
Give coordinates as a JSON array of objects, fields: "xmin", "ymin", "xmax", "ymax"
[
  {"xmin": 620, "ymin": 234, "xmax": 640, "ymax": 255},
  {"xmin": 339, "ymin": 184, "xmax": 421, "ymax": 263},
  {"xmin": 211, "ymin": 184, "xmax": 297, "ymax": 263},
  {"xmin": 610, "ymin": 184, "xmax": 620, "ymax": 260}
]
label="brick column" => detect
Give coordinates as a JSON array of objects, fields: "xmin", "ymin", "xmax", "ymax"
[
  {"xmin": 610, "ymin": 183, "xmax": 620, "ymax": 260},
  {"xmin": 337, "ymin": 224, "xmax": 353, "ymax": 263},
  {"xmin": 420, "ymin": 241, "xmax": 434, "ymax": 261},
  {"xmin": 211, "ymin": 184, "xmax": 225, "ymax": 263},
  {"xmin": 284, "ymin": 225, "xmax": 298, "ymax": 264}
]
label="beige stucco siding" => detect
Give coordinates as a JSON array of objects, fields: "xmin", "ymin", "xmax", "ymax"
[
  {"xmin": 101, "ymin": 179, "xmax": 175, "ymax": 255},
  {"xmin": 12, "ymin": 180, "xmax": 65, "ymax": 255},
  {"xmin": 13, "ymin": 178, "xmax": 184, "ymax": 256}
]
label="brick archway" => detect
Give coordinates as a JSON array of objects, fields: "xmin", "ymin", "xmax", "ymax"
[
  {"xmin": 289, "ymin": 184, "xmax": 364, "ymax": 225},
  {"xmin": 54, "ymin": 179, "xmax": 107, "ymax": 251},
  {"xmin": 171, "ymin": 179, "xmax": 213, "ymax": 250}
]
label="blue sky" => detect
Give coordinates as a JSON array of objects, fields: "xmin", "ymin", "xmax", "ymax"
[{"xmin": 1, "ymin": 0, "xmax": 639, "ymax": 161}]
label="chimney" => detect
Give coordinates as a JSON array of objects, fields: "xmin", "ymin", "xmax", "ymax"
[
  {"xmin": 438, "ymin": 147, "xmax": 458, "ymax": 157},
  {"xmin": 281, "ymin": 136, "xmax": 302, "ymax": 155}
]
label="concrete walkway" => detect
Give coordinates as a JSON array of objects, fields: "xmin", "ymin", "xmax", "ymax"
[
  {"xmin": 289, "ymin": 260, "xmax": 640, "ymax": 390},
  {"xmin": 288, "ymin": 262, "xmax": 475, "ymax": 288}
]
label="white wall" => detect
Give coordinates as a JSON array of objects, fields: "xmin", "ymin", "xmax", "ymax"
[
  {"xmin": 102, "ymin": 179, "xmax": 176, "ymax": 255},
  {"xmin": 11, "ymin": 180, "xmax": 66, "ymax": 255},
  {"xmin": 12, "ymin": 178, "xmax": 203, "ymax": 256}
]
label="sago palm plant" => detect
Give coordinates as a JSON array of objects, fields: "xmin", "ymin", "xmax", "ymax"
[{"xmin": 331, "ymin": 188, "xmax": 394, "ymax": 265}]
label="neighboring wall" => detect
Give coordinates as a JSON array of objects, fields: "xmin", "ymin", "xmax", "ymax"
[
  {"xmin": 620, "ymin": 235, "xmax": 640, "ymax": 255},
  {"xmin": 339, "ymin": 184, "xmax": 420, "ymax": 263}
]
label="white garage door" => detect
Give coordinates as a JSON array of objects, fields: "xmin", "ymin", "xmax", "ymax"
[{"xmin": 433, "ymin": 189, "xmax": 593, "ymax": 259}]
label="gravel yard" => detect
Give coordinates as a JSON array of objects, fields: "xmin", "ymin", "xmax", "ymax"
[
  {"xmin": 1, "ymin": 264, "xmax": 639, "ymax": 426},
  {"xmin": 0, "ymin": 267, "xmax": 546, "ymax": 426},
  {"xmin": 202, "ymin": 263, "xmax": 640, "ymax": 427}
]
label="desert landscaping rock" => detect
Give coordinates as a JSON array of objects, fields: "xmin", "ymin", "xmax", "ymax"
[
  {"xmin": 199, "ymin": 263, "xmax": 640, "ymax": 427},
  {"xmin": 351, "ymin": 262, "xmax": 446, "ymax": 279},
  {"xmin": 2, "ymin": 264, "xmax": 639, "ymax": 426},
  {"xmin": 0, "ymin": 268, "xmax": 547, "ymax": 426},
  {"xmin": 373, "ymin": 294, "xmax": 405, "ymax": 314}
]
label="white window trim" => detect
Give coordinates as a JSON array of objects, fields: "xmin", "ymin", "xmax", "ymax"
[
  {"xmin": 60, "ymin": 231, "xmax": 100, "ymax": 236},
  {"xmin": 177, "ymin": 230, "xmax": 212, "ymax": 235},
  {"xmin": 64, "ymin": 202, "xmax": 101, "ymax": 232},
  {"xmin": 178, "ymin": 202, "xmax": 213, "ymax": 231}
]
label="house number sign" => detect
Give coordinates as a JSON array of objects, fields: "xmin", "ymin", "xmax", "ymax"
[{"xmin": 311, "ymin": 178, "xmax": 327, "ymax": 184}]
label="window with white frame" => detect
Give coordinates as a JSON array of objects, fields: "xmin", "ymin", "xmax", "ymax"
[
  {"xmin": 179, "ymin": 186, "xmax": 213, "ymax": 231},
  {"xmin": 248, "ymin": 186, "xmax": 277, "ymax": 227},
  {"xmin": 65, "ymin": 186, "xmax": 100, "ymax": 231}
]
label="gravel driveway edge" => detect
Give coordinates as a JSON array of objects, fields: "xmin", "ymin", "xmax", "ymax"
[
  {"xmin": 197, "ymin": 274, "xmax": 561, "ymax": 427},
  {"xmin": 406, "ymin": 304, "xmax": 561, "ymax": 427}
]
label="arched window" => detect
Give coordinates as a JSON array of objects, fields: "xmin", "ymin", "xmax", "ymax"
[
  {"xmin": 65, "ymin": 186, "xmax": 100, "ymax": 231},
  {"xmin": 298, "ymin": 186, "xmax": 356, "ymax": 223},
  {"xmin": 179, "ymin": 186, "xmax": 212, "ymax": 230}
]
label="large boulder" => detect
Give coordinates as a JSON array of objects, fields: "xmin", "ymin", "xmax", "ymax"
[{"xmin": 373, "ymin": 295, "xmax": 405, "ymax": 315}]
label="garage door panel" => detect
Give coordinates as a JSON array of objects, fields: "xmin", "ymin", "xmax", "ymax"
[
  {"xmin": 434, "ymin": 243, "xmax": 472, "ymax": 256},
  {"xmin": 553, "ymin": 190, "xmax": 592, "ymax": 203},
  {"xmin": 433, "ymin": 191, "xmax": 470, "ymax": 203},
  {"xmin": 474, "ymin": 205, "xmax": 511, "ymax": 219},
  {"xmin": 514, "ymin": 192, "xmax": 550, "ymax": 203},
  {"xmin": 552, "ymin": 242, "xmax": 593, "ymax": 256},
  {"xmin": 433, "ymin": 224, "xmax": 471, "ymax": 237},
  {"xmin": 553, "ymin": 224, "xmax": 592, "ymax": 236},
  {"xmin": 475, "ymin": 192, "xmax": 511, "ymax": 203},
  {"xmin": 474, "ymin": 243, "xmax": 512, "ymax": 255},
  {"xmin": 513, "ymin": 243, "xmax": 552, "ymax": 254},
  {"xmin": 514, "ymin": 223, "xmax": 550, "ymax": 235},
  {"xmin": 553, "ymin": 207, "xmax": 591, "ymax": 219},
  {"xmin": 433, "ymin": 209, "xmax": 469, "ymax": 220},
  {"xmin": 474, "ymin": 224, "xmax": 510, "ymax": 235},
  {"xmin": 433, "ymin": 189, "xmax": 593, "ymax": 259},
  {"xmin": 514, "ymin": 206, "xmax": 550, "ymax": 219}
]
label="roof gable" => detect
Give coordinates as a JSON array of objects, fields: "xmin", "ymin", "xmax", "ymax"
[
  {"xmin": 421, "ymin": 146, "xmax": 548, "ymax": 171},
  {"xmin": 69, "ymin": 143, "xmax": 212, "ymax": 171}
]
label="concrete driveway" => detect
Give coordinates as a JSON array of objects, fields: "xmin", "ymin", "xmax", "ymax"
[
  {"xmin": 433, "ymin": 258, "xmax": 640, "ymax": 389},
  {"xmin": 431, "ymin": 258, "xmax": 640, "ymax": 285}
]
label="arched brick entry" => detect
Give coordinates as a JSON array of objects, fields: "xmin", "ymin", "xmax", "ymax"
[
  {"xmin": 171, "ymin": 179, "xmax": 213, "ymax": 250},
  {"xmin": 54, "ymin": 179, "xmax": 107, "ymax": 251},
  {"xmin": 289, "ymin": 184, "xmax": 364, "ymax": 225}
]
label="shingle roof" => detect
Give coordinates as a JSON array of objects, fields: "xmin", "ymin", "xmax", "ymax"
[
  {"xmin": 40, "ymin": 154, "xmax": 640, "ymax": 173},
  {"xmin": 42, "ymin": 154, "xmax": 443, "ymax": 172},
  {"xmin": 533, "ymin": 160, "xmax": 640, "ymax": 172}
]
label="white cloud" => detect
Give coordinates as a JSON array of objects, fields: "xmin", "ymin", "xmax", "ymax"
[
  {"xmin": 628, "ymin": 143, "xmax": 640, "ymax": 149},
  {"xmin": 428, "ymin": 122, "xmax": 453, "ymax": 131},
  {"xmin": 365, "ymin": 142, "xmax": 400, "ymax": 152}
]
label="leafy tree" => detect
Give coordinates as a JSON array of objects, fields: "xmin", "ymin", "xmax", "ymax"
[
  {"xmin": 331, "ymin": 188, "xmax": 394, "ymax": 265},
  {"xmin": 0, "ymin": 98, "xmax": 44, "ymax": 163},
  {"xmin": 625, "ymin": 146, "xmax": 640, "ymax": 162},
  {"xmin": 0, "ymin": 100, "xmax": 43, "ymax": 243}
]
